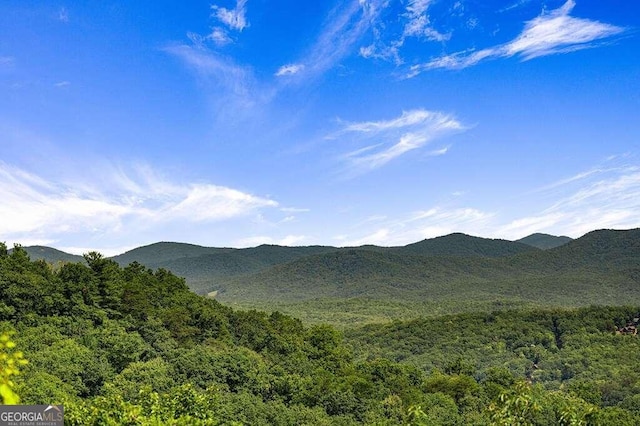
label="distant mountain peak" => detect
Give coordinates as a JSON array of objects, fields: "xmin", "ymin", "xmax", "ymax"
[
  {"xmin": 517, "ymin": 233, "xmax": 572, "ymax": 250},
  {"xmin": 10, "ymin": 246, "xmax": 84, "ymax": 264},
  {"xmin": 401, "ymin": 232, "xmax": 537, "ymax": 258}
]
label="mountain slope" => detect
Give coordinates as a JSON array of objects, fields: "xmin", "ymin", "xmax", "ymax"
[
  {"xmin": 517, "ymin": 233, "xmax": 572, "ymax": 249},
  {"xmin": 215, "ymin": 248, "xmax": 517, "ymax": 303},
  {"xmin": 213, "ymin": 229, "xmax": 640, "ymax": 324}
]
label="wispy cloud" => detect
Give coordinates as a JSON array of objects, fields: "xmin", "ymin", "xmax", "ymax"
[
  {"xmin": 428, "ymin": 145, "xmax": 450, "ymax": 156},
  {"xmin": 408, "ymin": 0, "xmax": 624, "ymax": 76},
  {"xmin": 337, "ymin": 228, "xmax": 391, "ymax": 247},
  {"xmin": 499, "ymin": 0, "xmax": 534, "ymax": 13},
  {"xmin": 275, "ymin": 63, "xmax": 305, "ymax": 77},
  {"xmin": 334, "ymin": 160, "xmax": 640, "ymax": 246},
  {"xmin": 403, "ymin": 0, "xmax": 450, "ymax": 41},
  {"xmin": 280, "ymin": 207, "xmax": 310, "ymax": 213},
  {"xmin": 332, "ymin": 109, "xmax": 464, "ymax": 173},
  {"xmin": 164, "ymin": 44, "xmax": 268, "ymax": 116},
  {"xmin": 209, "ymin": 27, "xmax": 233, "ymax": 46},
  {"xmin": 54, "ymin": 81, "xmax": 70, "ymax": 88},
  {"xmin": 498, "ymin": 165, "xmax": 640, "ymax": 238},
  {"xmin": 281, "ymin": 0, "xmax": 385, "ymax": 79},
  {"xmin": 359, "ymin": 0, "xmax": 448, "ymax": 65},
  {"xmin": 0, "ymin": 56, "xmax": 14, "ymax": 67},
  {"xmin": 336, "ymin": 207, "xmax": 494, "ymax": 247},
  {"xmin": 187, "ymin": 28, "xmax": 233, "ymax": 48},
  {"xmin": 0, "ymin": 162, "xmax": 279, "ymax": 250},
  {"xmin": 211, "ymin": 0, "xmax": 249, "ymax": 31},
  {"xmin": 236, "ymin": 234, "xmax": 308, "ymax": 247}
]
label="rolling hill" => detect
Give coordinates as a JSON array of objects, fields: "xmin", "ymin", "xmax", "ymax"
[
  {"xmin": 516, "ymin": 232, "xmax": 572, "ymax": 249},
  {"xmin": 397, "ymin": 232, "xmax": 538, "ymax": 257},
  {"xmin": 10, "ymin": 245, "xmax": 84, "ymax": 264},
  {"xmin": 110, "ymin": 241, "xmax": 226, "ymax": 266}
]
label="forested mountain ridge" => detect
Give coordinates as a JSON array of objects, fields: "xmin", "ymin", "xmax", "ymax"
[
  {"xmin": 506, "ymin": 228, "xmax": 640, "ymax": 272},
  {"xmin": 17, "ymin": 230, "xmax": 567, "ymax": 292},
  {"xmin": 396, "ymin": 233, "xmax": 539, "ymax": 257},
  {"xmin": 11, "ymin": 229, "xmax": 638, "ymax": 326}
]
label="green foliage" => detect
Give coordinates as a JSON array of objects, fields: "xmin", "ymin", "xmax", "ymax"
[
  {"xmin": 488, "ymin": 381, "xmax": 542, "ymax": 425},
  {"xmin": 106, "ymin": 358, "xmax": 175, "ymax": 402},
  {"xmin": 407, "ymin": 393, "xmax": 462, "ymax": 426},
  {"xmin": 488, "ymin": 381, "xmax": 599, "ymax": 426},
  {"xmin": 0, "ymin": 331, "xmax": 27, "ymax": 404}
]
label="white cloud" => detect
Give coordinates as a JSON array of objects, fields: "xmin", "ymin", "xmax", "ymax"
[
  {"xmin": 333, "ymin": 109, "xmax": 464, "ymax": 173},
  {"xmin": 211, "ymin": 0, "xmax": 249, "ymax": 31},
  {"xmin": 499, "ymin": 0, "xmax": 533, "ymax": 13},
  {"xmin": 187, "ymin": 29, "xmax": 233, "ymax": 48},
  {"xmin": 167, "ymin": 184, "xmax": 277, "ymax": 221},
  {"xmin": 280, "ymin": 207, "xmax": 310, "ymax": 213},
  {"xmin": 498, "ymin": 213, "xmax": 568, "ymax": 239},
  {"xmin": 236, "ymin": 234, "xmax": 308, "ymax": 247},
  {"xmin": 54, "ymin": 81, "xmax": 70, "ymax": 88},
  {"xmin": 409, "ymin": 0, "xmax": 624, "ymax": 75},
  {"xmin": 337, "ymin": 228, "xmax": 390, "ymax": 246},
  {"xmin": 58, "ymin": 245, "xmax": 137, "ymax": 257},
  {"xmin": 402, "ymin": 0, "xmax": 450, "ymax": 41},
  {"xmin": 428, "ymin": 146, "xmax": 450, "ymax": 156},
  {"xmin": 0, "ymin": 162, "xmax": 279, "ymax": 249},
  {"xmin": 208, "ymin": 27, "xmax": 233, "ymax": 46},
  {"xmin": 282, "ymin": 0, "xmax": 385, "ymax": 80},
  {"xmin": 275, "ymin": 63, "xmax": 305, "ymax": 77},
  {"xmin": 498, "ymin": 166, "xmax": 640, "ymax": 239},
  {"xmin": 359, "ymin": 0, "xmax": 448, "ymax": 65},
  {"xmin": 333, "ymin": 161, "xmax": 640, "ymax": 246},
  {"xmin": 336, "ymin": 207, "xmax": 494, "ymax": 247},
  {"xmin": 58, "ymin": 7, "xmax": 69, "ymax": 23}
]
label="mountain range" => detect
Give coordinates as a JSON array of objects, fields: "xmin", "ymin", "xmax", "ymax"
[
  {"xmin": 13, "ymin": 229, "xmax": 640, "ymax": 325},
  {"xmin": 17, "ymin": 231, "xmax": 559, "ymax": 293}
]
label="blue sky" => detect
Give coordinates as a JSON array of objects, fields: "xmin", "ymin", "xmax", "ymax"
[{"xmin": 1, "ymin": 0, "xmax": 639, "ymax": 255}]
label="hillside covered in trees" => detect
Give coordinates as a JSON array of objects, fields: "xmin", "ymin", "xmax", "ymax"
[
  {"xmin": 23, "ymin": 229, "xmax": 640, "ymax": 327},
  {"xmin": 2, "ymin": 238, "xmax": 640, "ymax": 424}
]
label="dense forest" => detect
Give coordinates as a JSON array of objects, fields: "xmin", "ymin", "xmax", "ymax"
[{"xmin": 2, "ymin": 241, "xmax": 640, "ymax": 424}]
